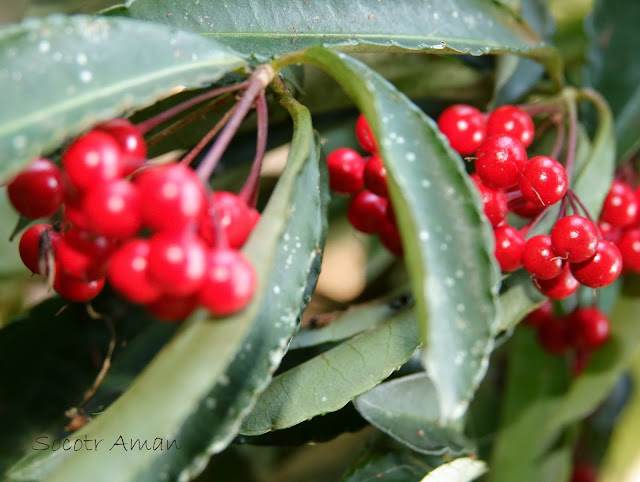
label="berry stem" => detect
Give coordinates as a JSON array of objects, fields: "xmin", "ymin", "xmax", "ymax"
[
  {"xmin": 567, "ymin": 189, "xmax": 602, "ymax": 238},
  {"xmin": 550, "ymin": 116, "xmax": 566, "ymax": 160},
  {"xmin": 563, "ymin": 96, "xmax": 579, "ymax": 183},
  {"xmin": 196, "ymin": 65, "xmax": 275, "ymax": 183},
  {"xmin": 136, "ymin": 82, "xmax": 248, "ymax": 134},
  {"xmin": 520, "ymin": 205, "xmax": 551, "ymax": 238},
  {"xmin": 180, "ymin": 103, "xmax": 238, "ymax": 166},
  {"xmin": 504, "ymin": 190, "xmax": 523, "ymax": 203},
  {"xmin": 518, "ymin": 102, "xmax": 563, "ymax": 117},
  {"xmin": 239, "ymin": 92, "xmax": 268, "ymax": 208},
  {"xmin": 207, "ymin": 190, "xmax": 230, "ymax": 250}
]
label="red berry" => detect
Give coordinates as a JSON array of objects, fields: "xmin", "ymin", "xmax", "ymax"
[
  {"xmin": 83, "ymin": 180, "xmax": 142, "ymax": 239},
  {"xmin": 135, "ymin": 164, "xmax": 206, "ymax": 232},
  {"xmin": 570, "ymin": 462, "xmax": 598, "ymax": 482},
  {"xmin": 567, "ymin": 307, "xmax": 610, "ymax": 350},
  {"xmin": 475, "ymin": 135, "xmax": 527, "ymax": 189},
  {"xmin": 96, "ymin": 118, "xmax": 146, "ymax": 175},
  {"xmin": 54, "ymin": 269, "xmax": 105, "ymax": 302},
  {"xmin": 493, "ymin": 225, "xmax": 525, "ymax": 272},
  {"xmin": 145, "ymin": 295, "xmax": 198, "ymax": 322},
  {"xmin": 599, "ymin": 220, "xmax": 623, "ymax": 244},
  {"xmin": 618, "ymin": 228, "xmax": 640, "ymax": 272},
  {"xmin": 198, "ymin": 249, "xmax": 256, "ymax": 317},
  {"xmin": 347, "ymin": 190, "xmax": 388, "ymax": 234},
  {"xmin": 571, "ymin": 349, "xmax": 591, "ymax": 378},
  {"xmin": 326, "ymin": 148, "xmax": 365, "ymax": 194},
  {"xmin": 364, "ymin": 155, "xmax": 388, "ymax": 198},
  {"xmin": 511, "ymin": 198, "xmax": 545, "ymax": 218},
  {"xmin": 386, "ymin": 202, "xmax": 397, "ymax": 229},
  {"xmin": 551, "ymin": 215, "xmax": 599, "ymax": 263},
  {"xmin": 108, "ymin": 239, "xmax": 162, "ymax": 304},
  {"xmin": 518, "ymin": 156, "xmax": 568, "ymax": 206},
  {"xmin": 62, "ymin": 130, "xmax": 123, "ymax": 191},
  {"xmin": 56, "ymin": 228, "xmax": 114, "ymax": 281},
  {"xmin": 379, "ymin": 219, "xmax": 403, "ymax": 257},
  {"xmin": 147, "ymin": 231, "xmax": 207, "ymax": 296},
  {"xmin": 7, "ymin": 158, "xmax": 64, "ymax": 218},
  {"xmin": 356, "ymin": 114, "xmax": 377, "ymax": 153},
  {"xmin": 19, "ymin": 224, "xmax": 60, "ymax": 275},
  {"xmin": 199, "ymin": 191, "xmax": 254, "ymax": 249},
  {"xmin": 522, "ymin": 300, "xmax": 553, "ymax": 327},
  {"xmin": 486, "ymin": 105, "xmax": 535, "ymax": 148},
  {"xmin": 570, "ymin": 240, "xmax": 622, "ymax": 288},
  {"xmin": 437, "ymin": 104, "xmax": 486, "ymax": 155},
  {"xmin": 522, "ymin": 234, "xmax": 564, "ymax": 280},
  {"xmin": 471, "ymin": 176, "xmax": 508, "ymax": 227},
  {"xmin": 535, "ymin": 264, "xmax": 579, "ymax": 299},
  {"xmin": 537, "ymin": 316, "xmax": 570, "ymax": 355},
  {"xmin": 601, "ymin": 180, "xmax": 638, "ymax": 227}
]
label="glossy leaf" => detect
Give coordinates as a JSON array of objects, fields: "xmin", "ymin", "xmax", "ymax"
[
  {"xmin": 496, "ymin": 270, "xmax": 544, "ymax": 332},
  {"xmin": 614, "ymin": 86, "xmax": 640, "ymax": 162},
  {"xmin": 0, "ymin": 15, "xmax": 245, "ymax": 181},
  {"xmin": 420, "ymin": 457, "xmax": 486, "ymax": 482},
  {"xmin": 276, "ymin": 47, "xmax": 500, "ymax": 422},
  {"xmin": 8, "ymin": 91, "xmax": 326, "ymax": 481},
  {"xmin": 239, "ymin": 310, "xmax": 419, "ymax": 436},
  {"xmin": 109, "ymin": 0, "xmax": 562, "ymax": 85},
  {"xmin": 344, "ymin": 450, "xmax": 434, "ymax": 482}
]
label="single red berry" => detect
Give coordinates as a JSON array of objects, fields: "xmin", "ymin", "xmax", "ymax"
[
  {"xmin": 471, "ymin": 176, "xmax": 508, "ymax": 227},
  {"xmin": 54, "ymin": 269, "xmax": 105, "ymax": 302},
  {"xmin": 199, "ymin": 191, "xmax": 254, "ymax": 249},
  {"xmin": 599, "ymin": 220, "xmax": 623, "ymax": 244},
  {"xmin": 364, "ymin": 154, "xmax": 389, "ymax": 198},
  {"xmin": 601, "ymin": 180, "xmax": 638, "ymax": 227},
  {"xmin": 347, "ymin": 190, "xmax": 388, "ymax": 234},
  {"xmin": 247, "ymin": 208, "xmax": 260, "ymax": 231},
  {"xmin": 19, "ymin": 223, "xmax": 60, "ymax": 275},
  {"xmin": 145, "ymin": 294, "xmax": 198, "ymax": 322},
  {"xmin": 147, "ymin": 231, "xmax": 207, "ymax": 296},
  {"xmin": 96, "ymin": 118, "xmax": 146, "ymax": 175},
  {"xmin": 82, "ymin": 180, "xmax": 142, "ymax": 239},
  {"xmin": 551, "ymin": 215, "xmax": 599, "ymax": 263},
  {"xmin": 522, "ymin": 301, "xmax": 553, "ymax": 327},
  {"xmin": 567, "ymin": 307, "xmax": 610, "ymax": 350},
  {"xmin": 570, "ymin": 240, "xmax": 622, "ymax": 288},
  {"xmin": 571, "ymin": 349, "xmax": 591, "ymax": 378},
  {"xmin": 379, "ymin": 219, "xmax": 403, "ymax": 257},
  {"xmin": 198, "ymin": 248, "xmax": 256, "ymax": 317},
  {"xmin": 617, "ymin": 228, "xmax": 640, "ymax": 272},
  {"xmin": 511, "ymin": 198, "xmax": 545, "ymax": 218},
  {"xmin": 356, "ymin": 114, "xmax": 377, "ymax": 153},
  {"xmin": 7, "ymin": 158, "xmax": 64, "ymax": 218},
  {"xmin": 518, "ymin": 156, "xmax": 568, "ymax": 206},
  {"xmin": 493, "ymin": 225, "xmax": 525, "ymax": 272},
  {"xmin": 62, "ymin": 130, "xmax": 123, "ymax": 191},
  {"xmin": 537, "ymin": 316, "xmax": 570, "ymax": 355},
  {"xmin": 326, "ymin": 148, "xmax": 365, "ymax": 194},
  {"xmin": 522, "ymin": 234, "xmax": 564, "ymax": 280},
  {"xmin": 108, "ymin": 239, "xmax": 162, "ymax": 304},
  {"xmin": 475, "ymin": 135, "xmax": 527, "ymax": 189},
  {"xmin": 135, "ymin": 163, "xmax": 206, "ymax": 232},
  {"xmin": 437, "ymin": 104, "xmax": 486, "ymax": 155},
  {"xmin": 56, "ymin": 228, "xmax": 114, "ymax": 281},
  {"xmin": 570, "ymin": 462, "xmax": 598, "ymax": 482},
  {"xmin": 535, "ymin": 264, "xmax": 580, "ymax": 299},
  {"xmin": 486, "ymin": 105, "xmax": 535, "ymax": 148}
]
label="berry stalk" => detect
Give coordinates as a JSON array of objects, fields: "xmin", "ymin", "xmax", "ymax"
[{"xmin": 240, "ymin": 91, "xmax": 268, "ymax": 208}]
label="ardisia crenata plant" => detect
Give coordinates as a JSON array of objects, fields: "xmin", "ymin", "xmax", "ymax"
[{"xmin": 1, "ymin": 1, "xmax": 640, "ymax": 481}]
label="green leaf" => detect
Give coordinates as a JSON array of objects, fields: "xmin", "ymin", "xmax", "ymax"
[
  {"xmin": 0, "ymin": 14, "xmax": 245, "ymax": 181},
  {"xmin": 8, "ymin": 89, "xmax": 326, "ymax": 481},
  {"xmin": 109, "ymin": 0, "xmax": 562, "ymax": 85},
  {"xmin": 0, "ymin": 189, "xmax": 30, "ymax": 278},
  {"xmin": 239, "ymin": 310, "xmax": 420, "ymax": 436},
  {"xmin": 275, "ymin": 47, "xmax": 501, "ymax": 422},
  {"xmin": 420, "ymin": 457, "xmax": 486, "ymax": 482},
  {"xmin": 354, "ymin": 374, "xmax": 473, "ymax": 455},
  {"xmin": 614, "ymin": 86, "xmax": 640, "ymax": 162},
  {"xmin": 344, "ymin": 448, "xmax": 434, "ymax": 482},
  {"xmin": 496, "ymin": 270, "xmax": 545, "ymax": 332}
]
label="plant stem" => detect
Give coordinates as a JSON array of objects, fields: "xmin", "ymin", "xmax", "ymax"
[
  {"xmin": 568, "ymin": 189, "xmax": 602, "ymax": 237},
  {"xmin": 550, "ymin": 116, "xmax": 566, "ymax": 161},
  {"xmin": 521, "ymin": 205, "xmax": 551, "ymax": 238},
  {"xmin": 564, "ymin": 97, "xmax": 579, "ymax": 183},
  {"xmin": 239, "ymin": 92, "xmax": 268, "ymax": 208},
  {"xmin": 180, "ymin": 103, "xmax": 238, "ymax": 166}
]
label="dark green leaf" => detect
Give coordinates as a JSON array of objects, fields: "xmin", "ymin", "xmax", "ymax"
[
  {"xmin": 344, "ymin": 451, "xmax": 432, "ymax": 482},
  {"xmin": 614, "ymin": 86, "xmax": 640, "ymax": 162},
  {"xmin": 497, "ymin": 270, "xmax": 545, "ymax": 332},
  {"xmin": 0, "ymin": 15, "xmax": 245, "ymax": 181}
]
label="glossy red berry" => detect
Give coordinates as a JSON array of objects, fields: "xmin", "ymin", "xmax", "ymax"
[
  {"xmin": 56, "ymin": 228, "xmax": 114, "ymax": 281},
  {"xmin": 511, "ymin": 198, "xmax": 545, "ymax": 218},
  {"xmin": 54, "ymin": 269, "xmax": 105, "ymax": 302},
  {"xmin": 62, "ymin": 130, "xmax": 123, "ymax": 191},
  {"xmin": 599, "ymin": 220, "xmax": 623, "ymax": 244},
  {"xmin": 535, "ymin": 264, "xmax": 580, "ymax": 299},
  {"xmin": 601, "ymin": 180, "xmax": 638, "ymax": 227},
  {"xmin": 617, "ymin": 228, "xmax": 640, "ymax": 272},
  {"xmin": 108, "ymin": 239, "xmax": 162, "ymax": 304},
  {"xmin": 522, "ymin": 234, "xmax": 564, "ymax": 280},
  {"xmin": 199, "ymin": 191, "xmax": 254, "ymax": 249},
  {"xmin": 551, "ymin": 215, "xmax": 599, "ymax": 263},
  {"xmin": 567, "ymin": 307, "xmax": 610, "ymax": 350},
  {"xmin": 83, "ymin": 180, "xmax": 142, "ymax": 239},
  {"xmin": 437, "ymin": 104, "xmax": 486, "ymax": 155},
  {"xmin": 147, "ymin": 231, "xmax": 207, "ymax": 296},
  {"xmin": 537, "ymin": 316, "xmax": 570, "ymax": 355},
  {"xmin": 570, "ymin": 240, "xmax": 622, "ymax": 288},
  {"xmin": 493, "ymin": 225, "xmax": 525, "ymax": 272},
  {"xmin": 326, "ymin": 148, "xmax": 365, "ymax": 194},
  {"xmin": 145, "ymin": 295, "xmax": 199, "ymax": 322},
  {"xmin": 135, "ymin": 164, "xmax": 206, "ymax": 232},
  {"xmin": 96, "ymin": 118, "xmax": 146, "ymax": 175},
  {"xmin": 522, "ymin": 300, "xmax": 553, "ymax": 327},
  {"xmin": 471, "ymin": 176, "xmax": 508, "ymax": 227},
  {"xmin": 356, "ymin": 114, "xmax": 377, "ymax": 153},
  {"xmin": 19, "ymin": 224, "xmax": 60, "ymax": 275},
  {"xmin": 475, "ymin": 134, "xmax": 527, "ymax": 189},
  {"xmin": 518, "ymin": 156, "xmax": 568, "ymax": 206},
  {"xmin": 7, "ymin": 158, "xmax": 64, "ymax": 218},
  {"xmin": 347, "ymin": 190, "xmax": 388, "ymax": 234},
  {"xmin": 364, "ymin": 155, "xmax": 389, "ymax": 198},
  {"xmin": 379, "ymin": 219, "xmax": 403, "ymax": 257},
  {"xmin": 386, "ymin": 203, "xmax": 397, "ymax": 229},
  {"xmin": 199, "ymin": 248, "xmax": 256, "ymax": 317},
  {"xmin": 486, "ymin": 105, "xmax": 535, "ymax": 148}
]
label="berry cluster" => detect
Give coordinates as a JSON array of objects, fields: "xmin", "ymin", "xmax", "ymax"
[
  {"xmin": 438, "ymin": 104, "xmax": 622, "ymax": 299},
  {"xmin": 326, "ymin": 114, "xmax": 403, "ymax": 257},
  {"xmin": 524, "ymin": 302, "xmax": 610, "ymax": 376},
  {"xmin": 8, "ymin": 118, "xmax": 258, "ymax": 321}
]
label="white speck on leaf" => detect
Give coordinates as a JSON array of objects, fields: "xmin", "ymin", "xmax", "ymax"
[{"xmin": 79, "ymin": 70, "xmax": 92, "ymax": 83}]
